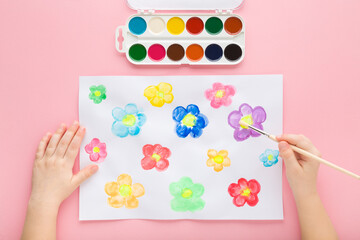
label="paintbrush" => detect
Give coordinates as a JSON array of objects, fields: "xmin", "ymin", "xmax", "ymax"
[{"xmin": 239, "ymin": 120, "xmax": 360, "ymax": 180}]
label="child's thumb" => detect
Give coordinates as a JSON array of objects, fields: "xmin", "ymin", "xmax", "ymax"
[
  {"xmin": 72, "ymin": 165, "xmax": 99, "ymax": 187},
  {"xmin": 278, "ymin": 141, "xmax": 300, "ymax": 170}
]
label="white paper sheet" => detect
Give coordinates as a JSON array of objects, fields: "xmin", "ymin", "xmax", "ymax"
[{"xmin": 79, "ymin": 75, "xmax": 283, "ymax": 220}]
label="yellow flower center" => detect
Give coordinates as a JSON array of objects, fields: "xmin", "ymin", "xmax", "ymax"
[
  {"xmin": 268, "ymin": 154, "xmax": 274, "ymax": 161},
  {"xmin": 152, "ymin": 153, "xmax": 161, "ymax": 162},
  {"xmin": 94, "ymin": 90, "xmax": 101, "ymax": 97},
  {"xmin": 241, "ymin": 188, "xmax": 251, "ymax": 197},
  {"xmin": 122, "ymin": 114, "xmax": 136, "ymax": 127},
  {"xmin": 157, "ymin": 91, "xmax": 165, "ymax": 98},
  {"xmin": 182, "ymin": 114, "xmax": 196, "ymax": 127},
  {"xmin": 215, "ymin": 90, "xmax": 225, "ymax": 98},
  {"xmin": 181, "ymin": 188, "xmax": 193, "ymax": 199},
  {"xmin": 93, "ymin": 147, "xmax": 100, "ymax": 153},
  {"xmin": 240, "ymin": 115, "xmax": 254, "ymax": 129},
  {"xmin": 213, "ymin": 155, "xmax": 224, "ymax": 164},
  {"xmin": 119, "ymin": 184, "xmax": 132, "ymax": 197}
]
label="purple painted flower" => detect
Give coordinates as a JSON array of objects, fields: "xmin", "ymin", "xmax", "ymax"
[{"xmin": 228, "ymin": 103, "xmax": 267, "ymax": 141}]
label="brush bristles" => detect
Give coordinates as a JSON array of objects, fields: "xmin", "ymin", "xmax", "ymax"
[{"xmin": 239, "ymin": 120, "xmax": 250, "ymax": 128}]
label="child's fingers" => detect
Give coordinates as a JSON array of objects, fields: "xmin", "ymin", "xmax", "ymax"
[
  {"xmin": 64, "ymin": 126, "xmax": 86, "ymax": 167},
  {"xmin": 35, "ymin": 133, "xmax": 52, "ymax": 160},
  {"xmin": 71, "ymin": 165, "xmax": 99, "ymax": 187},
  {"xmin": 278, "ymin": 141, "xmax": 301, "ymax": 171},
  {"xmin": 54, "ymin": 121, "xmax": 80, "ymax": 158},
  {"xmin": 276, "ymin": 134, "xmax": 319, "ymax": 155},
  {"xmin": 44, "ymin": 124, "xmax": 67, "ymax": 158}
]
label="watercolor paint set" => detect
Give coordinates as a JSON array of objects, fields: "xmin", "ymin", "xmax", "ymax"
[{"xmin": 116, "ymin": 0, "xmax": 245, "ymax": 65}]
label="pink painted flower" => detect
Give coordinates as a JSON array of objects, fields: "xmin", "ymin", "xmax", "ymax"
[
  {"xmin": 85, "ymin": 138, "xmax": 107, "ymax": 163},
  {"xmin": 141, "ymin": 144, "xmax": 170, "ymax": 171},
  {"xmin": 228, "ymin": 178, "xmax": 261, "ymax": 207},
  {"xmin": 205, "ymin": 83, "xmax": 236, "ymax": 109}
]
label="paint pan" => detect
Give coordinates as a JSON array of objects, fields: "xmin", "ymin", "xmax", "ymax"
[{"xmin": 117, "ymin": 0, "xmax": 245, "ymax": 65}]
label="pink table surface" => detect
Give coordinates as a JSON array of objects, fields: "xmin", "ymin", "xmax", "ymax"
[{"xmin": 1, "ymin": 0, "xmax": 360, "ymax": 239}]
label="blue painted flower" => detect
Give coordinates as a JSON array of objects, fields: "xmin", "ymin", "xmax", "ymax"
[
  {"xmin": 172, "ymin": 104, "xmax": 209, "ymax": 138},
  {"xmin": 111, "ymin": 104, "xmax": 146, "ymax": 138},
  {"xmin": 259, "ymin": 149, "xmax": 279, "ymax": 167}
]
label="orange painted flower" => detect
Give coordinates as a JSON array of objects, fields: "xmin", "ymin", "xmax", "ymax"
[
  {"xmin": 144, "ymin": 82, "xmax": 174, "ymax": 107},
  {"xmin": 206, "ymin": 149, "xmax": 231, "ymax": 172},
  {"xmin": 104, "ymin": 174, "xmax": 145, "ymax": 209}
]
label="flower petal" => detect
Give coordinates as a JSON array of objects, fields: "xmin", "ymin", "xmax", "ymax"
[
  {"xmin": 91, "ymin": 138, "xmax": 100, "ymax": 147},
  {"xmin": 213, "ymin": 82, "xmax": 224, "ymax": 90},
  {"xmin": 214, "ymin": 163, "xmax": 223, "ymax": 172},
  {"xmin": 234, "ymin": 128, "xmax": 250, "ymax": 141},
  {"xmin": 136, "ymin": 113, "xmax": 147, "ymax": 127},
  {"xmin": 173, "ymin": 106, "xmax": 187, "ymax": 122},
  {"xmin": 186, "ymin": 104, "xmax": 200, "ymax": 116},
  {"xmin": 97, "ymin": 85, "xmax": 106, "ymax": 92},
  {"xmin": 132, "ymin": 183, "xmax": 145, "ymax": 198},
  {"xmin": 178, "ymin": 177, "xmax": 193, "ymax": 189},
  {"xmin": 170, "ymin": 197, "xmax": 188, "ymax": 212},
  {"xmin": 125, "ymin": 195, "xmax": 139, "ymax": 209},
  {"xmin": 169, "ymin": 183, "xmax": 182, "ymax": 197},
  {"xmin": 187, "ymin": 198, "xmax": 205, "ymax": 212},
  {"xmin": 112, "ymin": 121, "xmax": 129, "ymax": 138},
  {"xmin": 156, "ymin": 158, "xmax": 169, "ymax": 171},
  {"xmin": 175, "ymin": 123, "xmax": 191, "ymax": 138},
  {"xmin": 206, "ymin": 158, "xmax": 215, "ymax": 167},
  {"xmin": 85, "ymin": 143, "xmax": 93, "ymax": 154},
  {"xmin": 250, "ymin": 123, "xmax": 263, "ymax": 137},
  {"xmin": 238, "ymin": 178, "xmax": 249, "ymax": 190},
  {"xmin": 239, "ymin": 103, "xmax": 253, "ymax": 116},
  {"xmin": 90, "ymin": 153, "xmax": 100, "ymax": 162},
  {"xmin": 248, "ymin": 179, "xmax": 261, "ymax": 195},
  {"xmin": 247, "ymin": 194, "xmax": 259, "ymax": 207},
  {"xmin": 163, "ymin": 93, "xmax": 174, "ymax": 104},
  {"xmin": 233, "ymin": 195, "xmax": 247, "ymax": 207},
  {"xmin": 207, "ymin": 149, "xmax": 218, "ymax": 158},
  {"xmin": 150, "ymin": 96, "xmax": 165, "ymax": 107},
  {"xmin": 154, "ymin": 145, "xmax": 171, "ymax": 158},
  {"xmin": 117, "ymin": 174, "xmax": 132, "ymax": 186},
  {"xmin": 222, "ymin": 96, "xmax": 232, "ymax": 107},
  {"xmin": 158, "ymin": 82, "xmax": 172, "ymax": 94},
  {"xmin": 105, "ymin": 181, "xmax": 119, "ymax": 197},
  {"xmin": 128, "ymin": 126, "xmax": 140, "ymax": 136},
  {"xmin": 195, "ymin": 114, "xmax": 208, "ymax": 129},
  {"xmin": 112, "ymin": 107, "xmax": 126, "ymax": 121},
  {"xmin": 144, "ymin": 86, "xmax": 157, "ymax": 99},
  {"xmin": 190, "ymin": 126, "xmax": 203, "ymax": 138},
  {"xmin": 142, "ymin": 144, "xmax": 155, "ymax": 156},
  {"xmin": 252, "ymin": 106, "xmax": 267, "ymax": 124},
  {"xmin": 141, "ymin": 156, "xmax": 156, "ymax": 170},
  {"xmin": 228, "ymin": 183, "xmax": 241, "ymax": 197},
  {"xmin": 108, "ymin": 195, "xmax": 125, "ymax": 208},
  {"xmin": 225, "ymin": 85, "xmax": 236, "ymax": 96},
  {"xmin": 125, "ymin": 103, "xmax": 139, "ymax": 115},
  {"xmin": 228, "ymin": 110, "xmax": 242, "ymax": 129},
  {"xmin": 210, "ymin": 99, "xmax": 222, "ymax": 109},
  {"xmin": 189, "ymin": 184, "xmax": 204, "ymax": 198},
  {"xmin": 205, "ymin": 88, "xmax": 215, "ymax": 100},
  {"xmin": 223, "ymin": 157, "xmax": 231, "ymax": 167},
  {"xmin": 218, "ymin": 150, "xmax": 228, "ymax": 158}
]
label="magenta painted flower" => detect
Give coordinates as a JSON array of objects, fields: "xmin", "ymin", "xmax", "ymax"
[
  {"xmin": 228, "ymin": 103, "xmax": 267, "ymax": 141},
  {"xmin": 141, "ymin": 144, "xmax": 171, "ymax": 171},
  {"xmin": 85, "ymin": 138, "xmax": 107, "ymax": 163},
  {"xmin": 205, "ymin": 83, "xmax": 236, "ymax": 108}
]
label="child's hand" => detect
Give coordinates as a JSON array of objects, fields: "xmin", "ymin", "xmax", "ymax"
[
  {"xmin": 29, "ymin": 122, "xmax": 99, "ymax": 209},
  {"xmin": 277, "ymin": 134, "xmax": 321, "ymax": 199}
]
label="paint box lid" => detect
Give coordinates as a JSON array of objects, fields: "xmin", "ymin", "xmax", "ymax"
[{"xmin": 127, "ymin": 0, "xmax": 244, "ymax": 11}]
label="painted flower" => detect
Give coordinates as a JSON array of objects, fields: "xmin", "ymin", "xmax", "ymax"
[
  {"xmin": 111, "ymin": 103, "xmax": 147, "ymax": 138},
  {"xmin": 228, "ymin": 178, "xmax": 261, "ymax": 207},
  {"xmin": 169, "ymin": 177, "xmax": 205, "ymax": 212},
  {"xmin": 89, "ymin": 85, "xmax": 107, "ymax": 104},
  {"xmin": 104, "ymin": 174, "xmax": 145, "ymax": 209},
  {"xmin": 206, "ymin": 149, "xmax": 231, "ymax": 172},
  {"xmin": 259, "ymin": 149, "xmax": 279, "ymax": 167},
  {"xmin": 205, "ymin": 82, "xmax": 236, "ymax": 108},
  {"xmin": 84, "ymin": 138, "xmax": 107, "ymax": 163},
  {"xmin": 172, "ymin": 104, "xmax": 209, "ymax": 138},
  {"xmin": 228, "ymin": 103, "xmax": 267, "ymax": 141},
  {"xmin": 144, "ymin": 82, "xmax": 174, "ymax": 107},
  {"xmin": 141, "ymin": 144, "xmax": 171, "ymax": 171}
]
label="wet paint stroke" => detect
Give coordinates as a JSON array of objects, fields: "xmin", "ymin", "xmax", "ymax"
[
  {"xmin": 228, "ymin": 178, "xmax": 261, "ymax": 207},
  {"xmin": 228, "ymin": 103, "xmax": 267, "ymax": 141},
  {"xmin": 205, "ymin": 82, "xmax": 236, "ymax": 108},
  {"xmin": 104, "ymin": 174, "xmax": 145, "ymax": 209},
  {"xmin": 84, "ymin": 138, "xmax": 107, "ymax": 163},
  {"xmin": 111, "ymin": 103, "xmax": 147, "ymax": 138},
  {"xmin": 144, "ymin": 82, "xmax": 174, "ymax": 107},
  {"xmin": 141, "ymin": 144, "xmax": 171, "ymax": 171},
  {"xmin": 259, "ymin": 149, "xmax": 279, "ymax": 167},
  {"xmin": 206, "ymin": 149, "xmax": 231, "ymax": 172},
  {"xmin": 169, "ymin": 177, "xmax": 205, "ymax": 212},
  {"xmin": 172, "ymin": 104, "xmax": 209, "ymax": 138},
  {"xmin": 89, "ymin": 85, "xmax": 107, "ymax": 104}
]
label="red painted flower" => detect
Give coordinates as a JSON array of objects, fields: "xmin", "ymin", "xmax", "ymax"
[
  {"xmin": 228, "ymin": 178, "xmax": 261, "ymax": 207},
  {"xmin": 85, "ymin": 138, "xmax": 107, "ymax": 163},
  {"xmin": 141, "ymin": 144, "xmax": 171, "ymax": 171}
]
